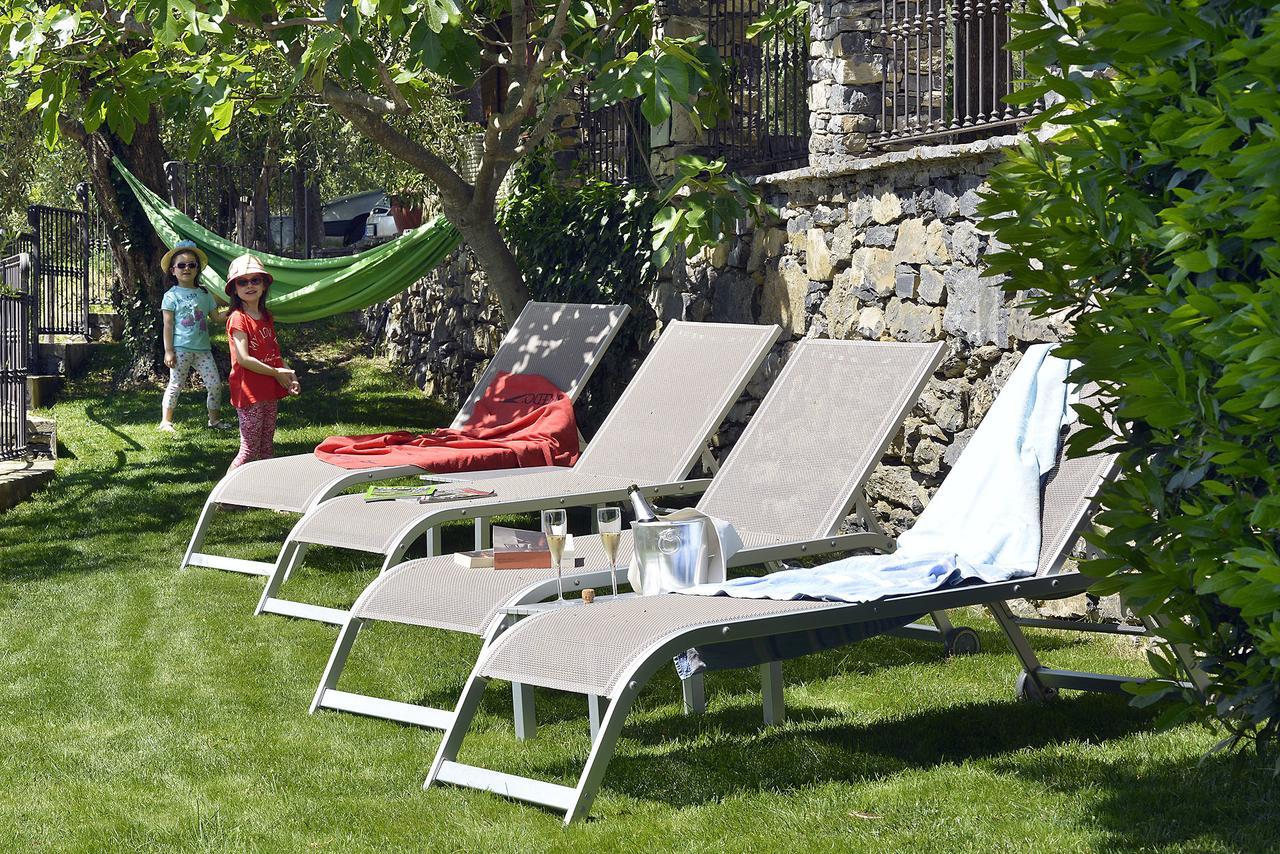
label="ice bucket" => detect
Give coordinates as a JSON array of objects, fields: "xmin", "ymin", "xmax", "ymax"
[{"xmin": 630, "ymin": 517, "xmax": 711, "ymax": 594}]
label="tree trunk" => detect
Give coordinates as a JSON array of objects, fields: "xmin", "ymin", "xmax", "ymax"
[
  {"xmin": 78, "ymin": 111, "xmax": 171, "ymax": 381},
  {"xmin": 448, "ymin": 204, "xmax": 530, "ymax": 323}
]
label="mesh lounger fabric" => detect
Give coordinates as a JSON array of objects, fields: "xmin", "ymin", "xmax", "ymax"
[
  {"xmin": 477, "ymin": 434, "xmax": 1117, "ymax": 700},
  {"xmin": 207, "ymin": 302, "xmax": 628, "ymax": 513}
]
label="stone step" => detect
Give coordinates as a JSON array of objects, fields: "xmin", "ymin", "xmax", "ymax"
[
  {"xmin": 88, "ymin": 311, "xmax": 123, "ymax": 342},
  {"xmin": 36, "ymin": 339, "xmax": 91, "ymax": 376},
  {"xmin": 27, "ymin": 414, "xmax": 56, "ymax": 459},
  {"xmin": 27, "ymin": 375, "xmax": 63, "ymax": 409}
]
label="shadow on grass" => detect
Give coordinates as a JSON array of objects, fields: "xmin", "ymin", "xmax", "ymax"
[{"xmin": 527, "ymin": 692, "xmax": 1155, "ymax": 804}]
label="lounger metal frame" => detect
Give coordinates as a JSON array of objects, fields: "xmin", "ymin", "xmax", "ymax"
[
  {"xmin": 181, "ymin": 301, "xmax": 631, "ymax": 577},
  {"xmin": 427, "ymin": 427, "xmax": 1202, "ymax": 824},
  {"xmin": 254, "ymin": 321, "xmax": 785, "ymax": 625},
  {"xmin": 308, "ymin": 339, "xmax": 948, "ymax": 731}
]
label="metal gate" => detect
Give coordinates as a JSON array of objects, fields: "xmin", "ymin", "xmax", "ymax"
[
  {"xmin": 0, "ymin": 254, "xmax": 31, "ymax": 460},
  {"xmin": 27, "ymin": 203, "xmax": 90, "ymax": 337},
  {"xmin": 77, "ymin": 183, "xmax": 115, "ymax": 308}
]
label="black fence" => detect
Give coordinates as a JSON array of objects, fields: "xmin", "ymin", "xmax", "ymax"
[
  {"xmin": 578, "ymin": 95, "xmax": 651, "ymax": 185},
  {"xmin": 27, "ymin": 204, "xmax": 89, "ymax": 337},
  {"xmin": 164, "ymin": 161, "xmax": 328, "ymax": 257},
  {"xmin": 0, "ymin": 254, "xmax": 31, "ymax": 461},
  {"xmin": 706, "ymin": 0, "xmax": 810, "ymax": 174},
  {"xmin": 876, "ymin": 0, "xmax": 1039, "ymax": 146}
]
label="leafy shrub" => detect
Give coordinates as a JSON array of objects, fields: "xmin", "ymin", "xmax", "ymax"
[{"xmin": 981, "ymin": 0, "xmax": 1280, "ymax": 752}]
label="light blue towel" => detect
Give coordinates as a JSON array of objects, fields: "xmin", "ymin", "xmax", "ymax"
[{"xmin": 680, "ymin": 345, "xmax": 1077, "ymax": 603}]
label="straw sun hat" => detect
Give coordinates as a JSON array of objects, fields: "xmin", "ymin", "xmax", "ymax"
[{"xmin": 160, "ymin": 239, "xmax": 208, "ymax": 273}]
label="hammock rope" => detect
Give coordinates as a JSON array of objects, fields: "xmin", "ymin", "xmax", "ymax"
[{"xmin": 114, "ymin": 158, "xmax": 462, "ymax": 323}]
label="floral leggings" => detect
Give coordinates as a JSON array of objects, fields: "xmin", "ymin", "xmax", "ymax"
[
  {"xmin": 229, "ymin": 400, "xmax": 278, "ymax": 471},
  {"xmin": 162, "ymin": 349, "xmax": 221, "ymax": 414}
]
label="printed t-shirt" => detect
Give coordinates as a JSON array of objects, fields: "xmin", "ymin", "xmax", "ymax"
[
  {"xmin": 227, "ymin": 309, "xmax": 288, "ymax": 408},
  {"xmin": 162, "ymin": 286, "xmax": 217, "ymax": 352}
]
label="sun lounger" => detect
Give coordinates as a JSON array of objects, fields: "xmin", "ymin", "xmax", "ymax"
[
  {"xmin": 181, "ymin": 301, "xmax": 630, "ymax": 577},
  {"xmin": 253, "ymin": 321, "xmax": 785, "ymax": 625},
  {"xmin": 308, "ymin": 339, "xmax": 947, "ymax": 730},
  {"xmin": 425, "ymin": 374, "xmax": 1182, "ymax": 824}
]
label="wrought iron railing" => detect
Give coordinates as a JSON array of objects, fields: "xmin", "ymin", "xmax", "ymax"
[
  {"xmin": 0, "ymin": 254, "xmax": 31, "ymax": 461},
  {"xmin": 876, "ymin": 0, "xmax": 1041, "ymax": 146},
  {"xmin": 578, "ymin": 94, "xmax": 651, "ymax": 185},
  {"xmin": 706, "ymin": 0, "xmax": 810, "ymax": 174}
]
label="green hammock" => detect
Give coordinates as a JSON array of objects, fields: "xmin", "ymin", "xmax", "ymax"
[{"xmin": 114, "ymin": 158, "xmax": 462, "ymax": 323}]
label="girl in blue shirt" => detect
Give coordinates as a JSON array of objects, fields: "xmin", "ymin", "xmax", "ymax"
[{"xmin": 158, "ymin": 240, "xmax": 231, "ymax": 432}]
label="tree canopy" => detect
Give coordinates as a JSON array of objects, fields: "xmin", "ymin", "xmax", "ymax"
[{"xmin": 3, "ymin": 0, "xmax": 772, "ymax": 322}]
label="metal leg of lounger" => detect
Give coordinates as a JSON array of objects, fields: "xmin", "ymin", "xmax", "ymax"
[
  {"xmin": 987, "ymin": 599, "xmax": 1058, "ymax": 701},
  {"xmin": 255, "ymin": 540, "xmax": 308, "ymax": 614},
  {"xmin": 565, "ymin": 684, "xmax": 643, "ymax": 824},
  {"xmin": 513, "ymin": 682, "xmax": 536, "ymax": 741},
  {"xmin": 588, "ymin": 695, "xmax": 609, "ymax": 739},
  {"xmin": 761, "ymin": 661, "xmax": 784, "ymax": 725},
  {"xmin": 682, "ymin": 673, "xmax": 706, "ymax": 715},
  {"xmin": 474, "ymin": 518, "xmax": 491, "ymax": 550},
  {"xmin": 181, "ymin": 498, "xmax": 218, "ymax": 569},
  {"xmin": 1145, "ymin": 613, "xmax": 1211, "ymax": 699},
  {"xmin": 699, "ymin": 445, "xmax": 720, "ymax": 476},
  {"xmin": 311, "ymin": 617, "xmax": 363, "ymax": 713}
]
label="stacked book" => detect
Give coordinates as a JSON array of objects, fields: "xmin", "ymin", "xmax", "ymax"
[{"xmin": 455, "ymin": 526, "xmax": 584, "ymax": 570}]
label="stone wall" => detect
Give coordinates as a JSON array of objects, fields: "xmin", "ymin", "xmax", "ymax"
[
  {"xmin": 361, "ymin": 246, "xmax": 504, "ymax": 406},
  {"xmin": 679, "ymin": 136, "xmax": 1068, "ymax": 535}
]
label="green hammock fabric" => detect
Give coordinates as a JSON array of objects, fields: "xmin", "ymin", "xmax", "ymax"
[{"xmin": 114, "ymin": 158, "xmax": 462, "ymax": 323}]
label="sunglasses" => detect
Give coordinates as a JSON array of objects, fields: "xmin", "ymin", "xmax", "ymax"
[
  {"xmin": 173, "ymin": 262, "xmax": 199, "ymax": 270},
  {"xmin": 235, "ymin": 276, "xmax": 268, "ymax": 287}
]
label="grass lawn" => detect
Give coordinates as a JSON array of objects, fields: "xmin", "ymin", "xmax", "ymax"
[{"xmin": 1, "ymin": 320, "xmax": 1276, "ymax": 852}]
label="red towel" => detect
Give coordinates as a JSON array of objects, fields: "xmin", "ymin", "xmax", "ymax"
[{"xmin": 314, "ymin": 372, "xmax": 580, "ymax": 471}]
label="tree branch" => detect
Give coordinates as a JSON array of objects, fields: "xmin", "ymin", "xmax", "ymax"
[
  {"xmin": 375, "ymin": 59, "xmax": 410, "ymax": 113},
  {"xmin": 320, "ymin": 79, "xmax": 402, "ymax": 115},
  {"xmin": 324, "ymin": 93, "xmax": 472, "ymax": 206}
]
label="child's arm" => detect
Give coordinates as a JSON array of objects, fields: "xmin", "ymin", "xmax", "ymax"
[
  {"xmin": 229, "ymin": 329, "xmax": 298, "ymax": 391},
  {"xmin": 206, "ymin": 293, "xmax": 228, "ymax": 324},
  {"xmin": 162, "ymin": 310, "xmax": 176, "ymax": 368}
]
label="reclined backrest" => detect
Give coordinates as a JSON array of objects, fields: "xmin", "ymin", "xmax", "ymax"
[
  {"xmin": 694, "ymin": 339, "xmax": 944, "ymax": 542},
  {"xmin": 451, "ymin": 302, "xmax": 629, "ymax": 428},
  {"xmin": 1037, "ymin": 412, "xmax": 1119, "ymax": 576},
  {"xmin": 573, "ymin": 322, "xmax": 781, "ymax": 485}
]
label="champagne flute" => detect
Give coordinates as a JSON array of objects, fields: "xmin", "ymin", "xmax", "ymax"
[
  {"xmin": 542, "ymin": 508, "xmax": 568, "ymax": 601},
  {"xmin": 597, "ymin": 506, "xmax": 623, "ymax": 596}
]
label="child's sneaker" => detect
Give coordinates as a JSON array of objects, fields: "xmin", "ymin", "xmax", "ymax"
[
  {"xmin": 207, "ymin": 421, "xmax": 234, "ymax": 431},
  {"xmin": 158, "ymin": 421, "xmax": 177, "ymax": 433}
]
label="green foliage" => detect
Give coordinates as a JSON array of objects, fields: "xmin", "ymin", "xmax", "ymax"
[
  {"xmin": 980, "ymin": 0, "xmax": 1280, "ymax": 752},
  {"xmin": 498, "ymin": 159, "xmax": 658, "ymax": 305},
  {"xmin": 652, "ymin": 154, "xmax": 772, "ymax": 268}
]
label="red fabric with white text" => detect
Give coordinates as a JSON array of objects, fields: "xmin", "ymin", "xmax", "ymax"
[{"xmin": 313, "ymin": 371, "xmax": 579, "ymax": 471}]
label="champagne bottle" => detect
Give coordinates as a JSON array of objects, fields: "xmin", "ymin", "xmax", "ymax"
[{"xmin": 627, "ymin": 484, "xmax": 658, "ymax": 523}]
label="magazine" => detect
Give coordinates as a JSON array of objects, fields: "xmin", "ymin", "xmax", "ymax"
[{"xmin": 363, "ymin": 482, "xmax": 496, "ymax": 503}]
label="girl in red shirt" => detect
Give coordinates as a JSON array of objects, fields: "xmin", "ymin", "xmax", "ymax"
[{"xmin": 224, "ymin": 255, "xmax": 301, "ymax": 472}]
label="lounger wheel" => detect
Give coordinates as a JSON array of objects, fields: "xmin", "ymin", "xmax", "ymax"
[
  {"xmin": 1014, "ymin": 671, "xmax": 1058, "ymax": 704},
  {"xmin": 943, "ymin": 626, "xmax": 981, "ymax": 657}
]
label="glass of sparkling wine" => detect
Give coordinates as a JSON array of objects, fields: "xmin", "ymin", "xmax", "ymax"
[
  {"xmin": 542, "ymin": 509, "xmax": 568, "ymax": 601},
  {"xmin": 597, "ymin": 507, "xmax": 623, "ymax": 596}
]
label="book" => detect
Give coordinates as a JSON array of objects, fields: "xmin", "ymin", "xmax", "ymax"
[
  {"xmin": 453, "ymin": 526, "xmax": 579, "ymax": 570},
  {"xmin": 454, "ymin": 550, "xmax": 587, "ymax": 570}
]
